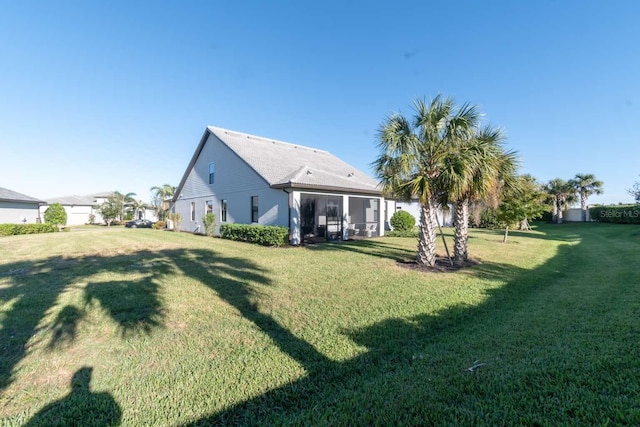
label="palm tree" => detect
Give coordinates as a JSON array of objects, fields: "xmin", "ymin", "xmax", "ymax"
[
  {"xmin": 130, "ymin": 199, "xmax": 149, "ymax": 220},
  {"xmin": 150, "ymin": 184, "xmax": 176, "ymax": 221},
  {"xmin": 373, "ymin": 95, "xmax": 480, "ymax": 266},
  {"xmin": 446, "ymin": 126, "xmax": 518, "ymax": 266},
  {"xmin": 570, "ymin": 173, "xmax": 603, "ymax": 221},
  {"xmin": 545, "ymin": 179, "xmax": 576, "ymax": 224}
]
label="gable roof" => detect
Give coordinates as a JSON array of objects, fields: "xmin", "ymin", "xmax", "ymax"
[
  {"xmin": 175, "ymin": 126, "xmax": 381, "ymax": 200},
  {"xmin": 0, "ymin": 187, "xmax": 44, "ymax": 204},
  {"xmin": 46, "ymin": 194, "xmax": 101, "ymax": 206}
]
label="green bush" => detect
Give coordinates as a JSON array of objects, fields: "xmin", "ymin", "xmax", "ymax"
[
  {"xmin": 202, "ymin": 213, "xmax": 217, "ymax": 237},
  {"xmin": 386, "ymin": 228, "xmax": 419, "ymax": 238},
  {"xmin": 0, "ymin": 223, "xmax": 58, "ymax": 236},
  {"xmin": 220, "ymin": 224, "xmax": 289, "ymax": 246},
  {"xmin": 390, "ymin": 210, "xmax": 415, "ymax": 231},
  {"xmin": 589, "ymin": 205, "xmax": 640, "ymax": 224},
  {"xmin": 44, "ymin": 203, "xmax": 67, "ymax": 227}
]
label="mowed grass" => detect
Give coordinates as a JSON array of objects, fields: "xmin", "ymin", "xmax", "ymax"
[{"xmin": 1, "ymin": 223, "xmax": 639, "ymax": 425}]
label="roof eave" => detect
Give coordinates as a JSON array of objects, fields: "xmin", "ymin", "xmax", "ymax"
[{"xmin": 271, "ymin": 182, "xmax": 382, "ymax": 196}]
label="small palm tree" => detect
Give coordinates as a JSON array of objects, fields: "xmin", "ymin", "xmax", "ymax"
[
  {"xmin": 570, "ymin": 173, "xmax": 603, "ymax": 221},
  {"xmin": 130, "ymin": 199, "xmax": 149, "ymax": 220},
  {"xmin": 108, "ymin": 191, "xmax": 137, "ymax": 223},
  {"xmin": 150, "ymin": 184, "xmax": 176, "ymax": 221},
  {"xmin": 374, "ymin": 95, "xmax": 480, "ymax": 266},
  {"xmin": 545, "ymin": 179, "xmax": 576, "ymax": 224},
  {"xmin": 446, "ymin": 125, "xmax": 518, "ymax": 266}
]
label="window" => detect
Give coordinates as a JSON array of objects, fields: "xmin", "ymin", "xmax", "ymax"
[
  {"xmin": 190, "ymin": 202, "xmax": 195, "ymax": 221},
  {"xmin": 208, "ymin": 162, "xmax": 215, "ymax": 184},
  {"xmin": 251, "ymin": 196, "xmax": 259, "ymax": 223},
  {"xmin": 206, "ymin": 200, "xmax": 213, "ymax": 214},
  {"xmin": 221, "ymin": 199, "xmax": 227, "ymax": 222}
]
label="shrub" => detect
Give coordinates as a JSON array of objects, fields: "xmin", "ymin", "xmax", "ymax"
[
  {"xmin": 589, "ymin": 205, "xmax": 640, "ymax": 224},
  {"xmin": 386, "ymin": 229, "xmax": 418, "ymax": 238},
  {"xmin": 390, "ymin": 210, "xmax": 415, "ymax": 231},
  {"xmin": 153, "ymin": 220, "xmax": 166, "ymax": 230},
  {"xmin": 44, "ymin": 203, "xmax": 67, "ymax": 227},
  {"xmin": 0, "ymin": 223, "xmax": 57, "ymax": 236},
  {"xmin": 168, "ymin": 213, "xmax": 183, "ymax": 232},
  {"xmin": 220, "ymin": 224, "xmax": 289, "ymax": 246},
  {"xmin": 202, "ymin": 213, "xmax": 217, "ymax": 237}
]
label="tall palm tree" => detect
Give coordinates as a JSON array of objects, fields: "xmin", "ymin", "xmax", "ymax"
[
  {"xmin": 373, "ymin": 95, "xmax": 480, "ymax": 266},
  {"xmin": 545, "ymin": 179, "xmax": 576, "ymax": 224},
  {"xmin": 446, "ymin": 126, "xmax": 518, "ymax": 266},
  {"xmin": 570, "ymin": 173, "xmax": 603, "ymax": 221},
  {"xmin": 150, "ymin": 184, "xmax": 176, "ymax": 221}
]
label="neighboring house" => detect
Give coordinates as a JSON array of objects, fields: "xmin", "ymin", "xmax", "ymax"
[
  {"xmin": 41, "ymin": 192, "xmax": 158, "ymax": 225},
  {"xmin": 395, "ymin": 201, "xmax": 455, "ymax": 227},
  {"xmin": 563, "ymin": 207, "xmax": 592, "ymax": 222},
  {"xmin": 41, "ymin": 194, "xmax": 105, "ymax": 226},
  {"xmin": 172, "ymin": 126, "xmax": 388, "ymax": 244},
  {"xmin": 0, "ymin": 187, "xmax": 43, "ymax": 224}
]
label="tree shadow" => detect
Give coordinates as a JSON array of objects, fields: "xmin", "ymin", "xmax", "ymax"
[
  {"xmin": 182, "ymin": 225, "xmax": 640, "ymax": 425},
  {"xmin": 23, "ymin": 366, "xmax": 122, "ymax": 426},
  {"xmin": 0, "ymin": 250, "xmax": 170, "ymax": 391},
  {"xmin": 307, "ymin": 238, "xmax": 418, "ymax": 261}
]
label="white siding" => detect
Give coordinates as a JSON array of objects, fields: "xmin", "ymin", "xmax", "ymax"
[
  {"xmin": 174, "ymin": 133, "xmax": 289, "ymax": 232},
  {"xmin": 0, "ymin": 201, "xmax": 41, "ymax": 224},
  {"xmin": 564, "ymin": 208, "xmax": 591, "ymax": 222}
]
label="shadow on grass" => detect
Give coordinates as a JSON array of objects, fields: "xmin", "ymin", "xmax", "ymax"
[
  {"xmin": 182, "ymin": 225, "xmax": 640, "ymax": 425},
  {"xmin": 23, "ymin": 366, "xmax": 122, "ymax": 426},
  {"xmin": 3, "ymin": 225, "xmax": 639, "ymax": 424},
  {"xmin": 0, "ymin": 250, "xmax": 177, "ymax": 391}
]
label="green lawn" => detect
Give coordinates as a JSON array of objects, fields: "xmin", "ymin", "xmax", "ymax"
[{"xmin": 1, "ymin": 224, "xmax": 639, "ymax": 425}]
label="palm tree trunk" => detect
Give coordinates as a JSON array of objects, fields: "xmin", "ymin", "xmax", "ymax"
[
  {"xmin": 417, "ymin": 197, "xmax": 437, "ymax": 266},
  {"xmin": 557, "ymin": 201, "xmax": 564, "ymax": 224},
  {"xmin": 453, "ymin": 199, "xmax": 469, "ymax": 266},
  {"xmin": 581, "ymin": 194, "xmax": 587, "ymax": 222},
  {"xmin": 551, "ymin": 201, "xmax": 558, "ymax": 223}
]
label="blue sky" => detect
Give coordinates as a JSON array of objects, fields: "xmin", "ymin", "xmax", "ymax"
[{"xmin": 1, "ymin": 1, "xmax": 638, "ymax": 205}]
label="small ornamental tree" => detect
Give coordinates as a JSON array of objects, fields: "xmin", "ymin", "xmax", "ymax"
[
  {"xmin": 390, "ymin": 210, "xmax": 416, "ymax": 231},
  {"xmin": 169, "ymin": 212, "xmax": 182, "ymax": 232},
  {"xmin": 44, "ymin": 203, "xmax": 67, "ymax": 229},
  {"xmin": 202, "ymin": 213, "xmax": 217, "ymax": 237}
]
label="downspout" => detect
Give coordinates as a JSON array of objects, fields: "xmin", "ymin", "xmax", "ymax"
[{"xmin": 282, "ymin": 188, "xmax": 292, "ymax": 244}]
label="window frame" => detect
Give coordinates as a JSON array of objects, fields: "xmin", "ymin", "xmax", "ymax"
[
  {"xmin": 190, "ymin": 202, "xmax": 196, "ymax": 221},
  {"xmin": 221, "ymin": 199, "xmax": 227, "ymax": 222},
  {"xmin": 208, "ymin": 162, "xmax": 215, "ymax": 185},
  {"xmin": 251, "ymin": 196, "xmax": 259, "ymax": 223}
]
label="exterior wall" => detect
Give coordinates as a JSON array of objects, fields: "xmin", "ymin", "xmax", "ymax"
[
  {"xmin": 40, "ymin": 204, "xmax": 93, "ymax": 226},
  {"xmin": 395, "ymin": 201, "xmax": 454, "ymax": 227},
  {"xmin": 564, "ymin": 208, "xmax": 591, "ymax": 222},
  {"xmin": 0, "ymin": 201, "xmax": 41, "ymax": 223},
  {"xmin": 174, "ymin": 133, "xmax": 289, "ymax": 233}
]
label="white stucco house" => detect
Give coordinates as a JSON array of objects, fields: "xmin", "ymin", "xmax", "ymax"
[
  {"xmin": 0, "ymin": 187, "xmax": 44, "ymax": 224},
  {"xmin": 172, "ymin": 126, "xmax": 394, "ymax": 244},
  {"xmin": 41, "ymin": 192, "xmax": 158, "ymax": 225},
  {"xmin": 40, "ymin": 193, "xmax": 110, "ymax": 226}
]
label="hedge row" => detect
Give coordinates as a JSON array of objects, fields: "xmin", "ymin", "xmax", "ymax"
[
  {"xmin": 219, "ymin": 224, "xmax": 289, "ymax": 246},
  {"xmin": 0, "ymin": 223, "xmax": 58, "ymax": 236},
  {"xmin": 589, "ymin": 205, "xmax": 640, "ymax": 224}
]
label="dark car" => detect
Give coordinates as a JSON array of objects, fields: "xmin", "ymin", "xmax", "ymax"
[{"xmin": 125, "ymin": 219, "xmax": 154, "ymax": 228}]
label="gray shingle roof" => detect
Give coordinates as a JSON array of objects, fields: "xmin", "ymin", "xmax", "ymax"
[
  {"xmin": 207, "ymin": 126, "xmax": 381, "ymax": 194},
  {"xmin": 46, "ymin": 195, "xmax": 100, "ymax": 205},
  {"xmin": 0, "ymin": 187, "xmax": 43, "ymax": 203}
]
